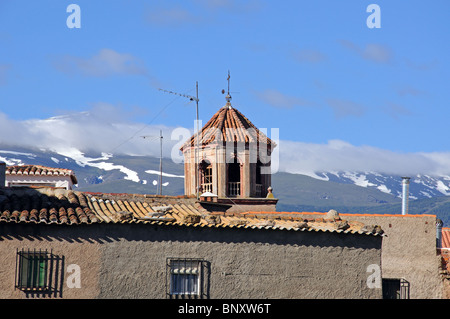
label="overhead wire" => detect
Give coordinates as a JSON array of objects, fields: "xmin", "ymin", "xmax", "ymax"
[{"xmin": 107, "ymin": 89, "xmax": 194, "ymax": 154}]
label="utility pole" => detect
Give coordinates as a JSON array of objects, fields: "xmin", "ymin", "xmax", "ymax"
[
  {"xmin": 158, "ymin": 129, "xmax": 163, "ymax": 195},
  {"xmin": 159, "ymin": 82, "xmax": 200, "ymax": 199},
  {"xmin": 141, "ymin": 131, "xmax": 163, "ymax": 195}
]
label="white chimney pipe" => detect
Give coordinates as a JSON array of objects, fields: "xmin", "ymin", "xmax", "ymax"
[
  {"xmin": 401, "ymin": 177, "xmax": 410, "ymax": 215},
  {"xmin": 436, "ymin": 219, "xmax": 443, "ymax": 249}
]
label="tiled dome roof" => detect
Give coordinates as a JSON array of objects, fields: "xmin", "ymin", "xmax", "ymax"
[{"xmin": 181, "ymin": 104, "xmax": 276, "ymax": 151}]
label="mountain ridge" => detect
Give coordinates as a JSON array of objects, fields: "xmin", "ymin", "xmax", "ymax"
[{"xmin": 1, "ymin": 144, "xmax": 450, "ymax": 224}]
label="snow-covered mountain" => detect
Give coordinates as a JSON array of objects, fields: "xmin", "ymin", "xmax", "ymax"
[
  {"xmin": 1, "ymin": 145, "xmax": 450, "ymax": 202},
  {"xmin": 308, "ymin": 171, "xmax": 450, "ymax": 200},
  {"xmin": 4, "ymin": 144, "xmax": 450, "ymax": 225},
  {"xmin": 0, "ymin": 146, "xmax": 185, "ymax": 195}
]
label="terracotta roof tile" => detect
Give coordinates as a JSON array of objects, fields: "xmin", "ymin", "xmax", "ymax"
[
  {"xmin": 442, "ymin": 228, "xmax": 450, "ymax": 249},
  {"xmin": 6, "ymin": 165, "xmax": 78, "ymax": 184},
  {"xmin": 0, "ymin": 187, "xmax": 383, "ymax": 236},
  {"xmin": 181, "ymin": 105, "xmax": 276, "ymax": 150}
]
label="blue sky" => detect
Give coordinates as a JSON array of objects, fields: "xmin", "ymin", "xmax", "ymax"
[{"xmin": 0, "ymin": 0, "xmax": 449, "ymax": 175}]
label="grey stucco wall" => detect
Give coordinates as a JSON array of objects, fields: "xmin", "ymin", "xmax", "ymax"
[
  {"xmin": 343, "ymin": 214, "xmax": 443, "ymax": 299},
  {"xmin": 0, "ymin": 223, "xmax": 102, "ymax": 299},
  {"xmin": 299, "ymin": 213, "xmax": 443, "ymax": 299},
  {"xmin": 0, "ymin": 222, "xmax": 382, "ymax": 299}
]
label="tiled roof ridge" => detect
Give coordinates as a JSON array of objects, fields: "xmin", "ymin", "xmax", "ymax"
[
  {"xmin": 6, "ymin": 164, "xmax": 78, "ymax": 184},
  {"xmin": 83, "ymin": 191, "xmax": 194, "ymax": 198},
  {"xmin": 84, "ymin": 191, "xmax": 197, "ymax": 203},
  {"xmin": 6, "ymin": 164, "xmax": 74, "ymax": 174},
  {"xmin": 0, "ymin": 187, "xmax": 383, "ymax": 236},
  {"xmin": 244, "ymin": 211, "xmax": 438, "ymax": 218},
  {"xmin": 230, "ymin": 106, "xmax": 260, "ymax": 130},
  {"xmin": 225, "ymin": 210, "xmax": 385, "ymax": 235},
  {"xmin": 0, "ymin": 187, "xmax": 97, "ymax": 224}
]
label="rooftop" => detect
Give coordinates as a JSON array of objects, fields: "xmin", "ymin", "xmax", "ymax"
[
  {"xmin": 0, "ymin": 187, "xmax": 383, "ymax": 237},
  {"xmin": 6, "ymin": 165, "xmax": 78, "ymax": 184},
  {"xmin": 442, "ymin": 227, "xmax": 450, "ymax": 249},
  {"xmin": 181, "ymin": 104, "xmax": 276, "ymax": 150}
]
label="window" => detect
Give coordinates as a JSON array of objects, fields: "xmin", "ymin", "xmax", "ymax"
[
  {"xmin": 200, "ymin": 161, "xmax": 213, "ymax": 193},
  {"xmin": 166, "ymin": 258, "xmax": 209, "ymax": 299},
  {"xmin": 227, "ymin": 157, "xmax": 241, "ymax": 197},
  {"xmin": 15, "ymin": 249, "xmax": 64, "ymax": 297},
  {"xmin": 382, "ymin": 278, "xmax": 410, "ymax": 299},
  {"xmin": 255, "ymin": 160, "xmax": 264, "ymax": 197},
  {"xmin": 203, "ymin": 164, "xmax": 212, "ymax": 185},
  {"xmin": 16, "ymin": 249, "xmax": 50, "ymax": 291}
]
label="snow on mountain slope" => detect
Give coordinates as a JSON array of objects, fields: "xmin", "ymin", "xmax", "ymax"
[
  {"xmin": 144, "ymin": 170, "xmax": 184, "ymax": 178},
  {"xmin": 0, "ymin": 150, "xmax": 37, "ymax": 165},
  {"xmin": 309, "ymin": 170, "xmax": 450, "ymax": 199},
  {"xmin": 55, "ymin": 148, "xmax": 141, "ymax": 183},
  {"xmin": 0, "ymin": 147, "xmax": 184, "ymax": 192},
  {"xmin": 2, "ymin": 146, "xmax": 450, "ymax": 201}
]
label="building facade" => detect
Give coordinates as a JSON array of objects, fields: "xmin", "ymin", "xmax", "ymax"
[
  {"xmin": 260, "ymin": 211, "xmax": 446, "ymax": 299},
  {"xmin": 0, "ymin": 187, "xmax": 384, "ymax": 299},
  {"xmin": 345, "ymin": 213, "xmax": 444, "ymax": 299},
  {"xmin": 181, "ymin": 95, "xmax": 275, "ymax": 200}
]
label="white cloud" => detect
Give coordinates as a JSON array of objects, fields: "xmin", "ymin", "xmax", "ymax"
[
  {"xmin": 395, "ymin": 85, "xmax": 426, "ymax": 97},
  {"xmin": 405, "ymin": 58, "xmax": 438, "ymax": 71},
  {"xmin": 145, "ymin": 1, "xmax": 262, "ymax": 27},
  {"xmin": 254, "ymin": 89, "xmax": 312, "ymax": 109},
  {"xmin": 326, "ymin": 98, "xmax": 366, "ymax": 118},
  {"xmin": 292, "ymin": 49, "xmax": 327, "ymax": 63},
  {"xmin": 196, "ymin": 0, "xmax": 263, "ymax": 13},
  {"xmin": 0, "ymin": 104, "xmax": 182, "ymax": 159},
  {"xmin": 53, "ymin": 49, "xmax": 148, "ymax": 77},
  {"xmin": 278, "ymin": 139, "xmax": 450, "ymax": 177},
  {"xmin": 2, "ymin": 107, "xmax": 450, "ymax": 177},
  {"xmin": 362, "ymin": 43, "xmax": 392, "ymax": 64},
  {"xmin": 146, "ymin": 5, "xmax": 199, "ymax": 27},
  {"xmin": 255, "ymin": 90, "xmax": 365, "ymax": 119},
  {"xmin": 382, "ymin": 102, "xmax": 413, "ymax": 120},
  {"xmin": 339, "ymin": 40, "xmax": 392, "ymax": 64}
]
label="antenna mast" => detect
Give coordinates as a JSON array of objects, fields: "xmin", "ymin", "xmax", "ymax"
[
  {"xmin": 159, "ymin": 130, "xmax": 163, "ymax": 195},
  {"xmin": 159, "ymin": 82, "xmax": 200, "ymax": 199}
]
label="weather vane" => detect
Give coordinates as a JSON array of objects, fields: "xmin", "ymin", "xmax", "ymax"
[{"xmin": 222, "ymin": 70, "xmax": 232, "ymax": 104}]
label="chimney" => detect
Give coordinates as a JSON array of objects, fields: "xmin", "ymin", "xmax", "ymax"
[
  {"xmin": 436, "ymin": 219, "xmax": 443, "ymax": 249},
  {"xmin": 0, "ymin": 161, "xmax": 5, "ymax": 187},
  {"xmin": 266, "ymin": 186, "xmax": 274, "ymax": 199},
  {"xmin": 401, "ymin": 177, "xmax": 410, "ymax": 215}
]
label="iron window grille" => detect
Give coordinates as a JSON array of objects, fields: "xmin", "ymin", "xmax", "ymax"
[
  {"xmin": 15, "ymin": 249, "xmax": 55, "ymax": 292},
  {"xmin": 166, "ymin": 258, "xmax": 209, "ymax": 299},
  {"xmin": 382, "ymin": 278, "xmax": 410, "ymax": 299}
]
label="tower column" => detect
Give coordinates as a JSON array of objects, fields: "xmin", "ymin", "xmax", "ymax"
[
  {"xmin": 216, "ymin": 147, "xmax": 227, "ymax": 197},
  {"xmin": 242, "ymin": 149, "xmax": 251, "ymax": 198}
]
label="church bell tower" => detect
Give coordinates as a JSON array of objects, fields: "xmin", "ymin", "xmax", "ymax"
[{"xmin": 180, "ymin": 74, "xmax": 278, "ymax": 212}]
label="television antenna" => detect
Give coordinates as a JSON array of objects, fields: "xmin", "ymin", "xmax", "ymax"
[
  {"xmin": 159, "ymin": 82, "xmax": 200, "ymax": 199},
  {"xmin": 141, "ymin": 130, "xmax": 163, "ymax": 195}
]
